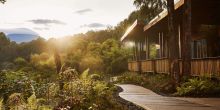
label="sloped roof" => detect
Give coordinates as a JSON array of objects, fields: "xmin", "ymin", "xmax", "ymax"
[
  {"xmin": 144, "ymin": 0, "xmax": 184, "ymax": 31},
  {"xmin": 120, "ymin": 0, "xmax": 185, "ymax": 42},
  {"xmin": 120, "ymin": 20, "xmax": 145, "ymax": 41}
]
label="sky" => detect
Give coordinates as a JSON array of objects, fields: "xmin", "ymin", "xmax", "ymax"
[{"xmin": 0, "ymin": 0, "xmax": 136, "ymax": 39}]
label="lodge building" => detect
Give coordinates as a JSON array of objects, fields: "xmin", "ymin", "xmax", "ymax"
[{"xmin": 121, "ymin": 0, "xmax": 220, "ymax": 77}]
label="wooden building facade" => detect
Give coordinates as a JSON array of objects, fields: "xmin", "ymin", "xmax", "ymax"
[{"xmin": 121, "ymin": 0, "xmax": 220, "ymax": 77}]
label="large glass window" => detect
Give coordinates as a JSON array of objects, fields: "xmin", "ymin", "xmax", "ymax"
[{"xmin": 191, "ymin": 39, "xmax": 207, "ymax": 58}]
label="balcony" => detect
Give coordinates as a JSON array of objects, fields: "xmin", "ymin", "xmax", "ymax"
[{"xmin": 128, "ymin": 57, "xmax": 220, "ymax": 77}]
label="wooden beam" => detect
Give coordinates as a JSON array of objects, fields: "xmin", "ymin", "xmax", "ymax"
[
  {"xmin": 178, "ymin": 24, "xmax": 182, "ymax": 58},
  {"xmin": 147, "ymin": 36, "xmax": 149, "ymax": 59},
  {"xmin": 144, "ymin": 0, "xmax": 185, "ymax": 31},
  {"xmin": 159, "ymin": 32, "xmax": 162, "ymax": 58},
  {"xmin": 161, "ymin": 32, "xmax": 164, "ymax": 58}
]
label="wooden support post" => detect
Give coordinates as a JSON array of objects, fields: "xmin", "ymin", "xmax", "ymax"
[
  {"xmin": 159, "ymin": 32, "xmax": 162, "ymax": 58},
  {"xmin": 134, "ymin": 44, "xmax": 136, "ymax": 60},
  {"xmin": 145, "ymin": 36, "xmax": 148, "ymax": 59},
  {"xmin": 134, "ymin": 41, "xmax": 137, "ymax": 61},
  {"xmin": 161, "ymin": 32, "xmax": 164, "ymax": 58},
  {"xmin": 147, "ymin": 36, "xmax": 149, "ymax": 59},
  {"xmin": 178, "ymin": 24, "xmax": 182, "ymax": 58}
]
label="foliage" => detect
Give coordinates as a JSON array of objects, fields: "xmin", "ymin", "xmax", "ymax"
[
  {"xmin": 14, "ymin": 57, "xmax": 27, "ymax": 67},
  {"xmin": 0, "ymin": 32, "xmax": 10, "ymax": 47},
  {"xmin": 90, "ymin": 74, "xmax": 102, "ymax": 81},
  {"xmin": 60, "ymin": 68, "xmax": 79, "ymax": 81},
  {"xmin": 0, "ymin": 98, "xmax": 3, "ymax": 110},
  {"xmin": 115, "ymin": 72, "xmax": 174, "ymax": 94},
  {"xmin": 101, "ymin": 39, "xmax": 131, "ymax": 74},
  {"xmin": 0, "ymin": 71, "xmax": 32, "ymax": 100},
  {"xmin": 27, "ymin": 93, "xmax": 37, "ymax": 110},
  {"xmin": 80, "ymin": 68, "xmax": 90, "ymax": 79},
  {"xmin": 55, "ymin": 68, "xmax": 125, "ymax": 110},
  {"xmin": 65, "ymin": 39, "xmax": 131, "ymax": 74},
  {"xmin": 0, "ymin": 0, "xmax": 6, "ymax": 4},
  {"xmin": 133, "ymin": 0, "xmax": 164, "ymax": 22},
  {"xmin": 176, "ymin": 78, "xmax": 220, "ymax": 97},
  {"xmin": 79, "ymin": 54, "xmax": 103, "ymax": 72},
  {"xmin": 0, "ymin": 1, "xmax": 162, "ymax": 109},
  {"xmin": 0, "ymin": 62, "xmax": 14, "ymax": 70},
  {"xmin": 0, "ymin": 36, "xmax": 48, "ymax": 66},
  {"xmin": 7, "ymin": 93, "xmax": 26, "ymax": 109},
  {"xmin": 149, "ymin": 44, "xmax": 157, "ymax": 59},
  {"xmin": 30, "ymin": 53, "xmax": 55, "ymax": 69},
  {"xmin": 116, "ymin": 72, "xmax": 148, "ymax": 86}
]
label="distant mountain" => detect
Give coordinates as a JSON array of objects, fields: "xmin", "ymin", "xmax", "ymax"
[
  {"xmin": 7, "ymin": 34, "xmax": 39, "ymax": 43},
  {"xmin": 0, "ymin": 28, "xmax": 39, "ymax": 43}
]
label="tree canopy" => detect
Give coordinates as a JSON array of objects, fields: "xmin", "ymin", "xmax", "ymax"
[{"xmin": 0, "ymin": 0, "xmax": 6, "ymax": 4}]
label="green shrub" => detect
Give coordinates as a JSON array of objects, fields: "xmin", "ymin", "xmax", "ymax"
[
  {"xmin": 38, "ymin": 106, "xmax": 52, "ymax": 110},
  {"xmin": 79, "ymin": 54, "xmax": 103, "ymax": 73},
  {"xmin": 27, "ymin": 93, "xmax": 37, "ymax": 110},
  {"xmin": 0, "ymin": 71, "xmax": 32, "ymax": 100},
  {"xmin": 80, "ymin": 68, "xmax": 90, "ymax": 79},
  {"xmin": 0, "ymin": 62, "xmax": 14, "ymax": 70},
  {"xmin": 90, "ymin": 74, "xmax": 102, "ymax": 81},
  {"xmin": 19, "ymin": 66, "xmax": 34, "ymax": 72},
  {"xmin": 7, "ymin": 93, "xmax": 27, "ymax": 109},
  {"xmin": 30, "ymin": 53, "xmax": 55, "ymax": 71},
  {"xmin": 115, "ymin": 72, "xmax": 174, "ymax": 94},
  {"xmin": 176, "ymin": 78, "xmax": 220, "ymax": 96},
  {"xmin": 60, "ymin": 68, "xmax": 79, "ymax": 81},
  {"xmin": 14, "ymin": 57, "xmax": 27, "ymax": 66},
  {"xmin": 0, "ymin": 98, "xmax": 3, "ymax": 110},
  {"xmin": 55, "ymin": 68, "xmax": 125, "ymax": 110},
  {"xmin": 116, "ymin": 72, "xmax": 148, "ymax": 86}
]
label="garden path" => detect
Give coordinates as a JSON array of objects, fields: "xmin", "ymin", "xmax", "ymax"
[{"xmin": 118, "ymin": 84, "xmax": 220, "ymax": 110}]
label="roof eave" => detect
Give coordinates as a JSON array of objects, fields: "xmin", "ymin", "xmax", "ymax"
[
  {"xmin": 144, "ymin": 0, "xmax": 185, "ymax": 31},
  {"xmin": 121, "ymin": 20, "xmax": 138, "ymax": 41}
]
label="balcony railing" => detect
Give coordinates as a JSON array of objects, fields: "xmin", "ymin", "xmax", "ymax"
[
  {"xmin": 191, "ymin": 57, "xmax": 220, "ymax": 77},
  {"xmin": 128, "ymin": 61, "xmax": 140, "ymax": 72},
  {"xmin": 128, "ymin": 57, "xmax": 220, "ymax": 77},
  {"xmin": 141, "ymin": 60, "xmax": 154, "ymax": 72}
]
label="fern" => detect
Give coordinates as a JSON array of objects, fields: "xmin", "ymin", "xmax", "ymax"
[
  {"xmin": 27, "ymin": 84, "xmax": 37, "ymax": 109},
  {"xmin": 0, "ymin": 98, "xmax": 3, "ymax": 110},
  {"xmin": 80, "ymin": 68, "xmax": 90, "ymax": 79},
  {"xmin": 27, "ymin": 93, "xmax": 37, "ymax": 110}
]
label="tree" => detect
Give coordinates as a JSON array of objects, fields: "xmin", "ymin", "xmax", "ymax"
[
  {"xmin": 0, "ymin": 0, "xmax": 6, "ymax": 4},
  {"xmin": 182, "ymin": 0, "xmax": 192, "ymax": 76},
  {"xmin": 166, "ymin": 0, "xmax": 180, "ymax": 84},
  {"xmin": 0, "ymin": 32, "xmax": 10, "ymax": 48},
  {"xmin": 134, "ymin": 0, "xmax": 180, "ymax": 84}
]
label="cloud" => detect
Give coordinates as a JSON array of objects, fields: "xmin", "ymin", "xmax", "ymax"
[
  {"xmin": 82, "ymin": 23, "xmax": 107, "ymax": 28},
  {"xmin": 74, "ymin": 8, "xmax": 92, "ymax": 15},
  {"xmin": 33, "ymin": 27, "xmax": 50, "ymax": 31},
  {"xmin": 28, "ymin": 19, "xmax": 66, "ymax": 25}
]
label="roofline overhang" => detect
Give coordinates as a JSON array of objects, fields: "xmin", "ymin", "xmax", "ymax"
[
  {"xmin": 144, "ymin": 0, "xmax": 185, "ymax": 31},
  {"xmin": 121, "ymin": 20, "xmax": 138, "ymax": 41},
  {"xmin": 120, "ymin": 0, "xmax": 185, "ymax": 42}
]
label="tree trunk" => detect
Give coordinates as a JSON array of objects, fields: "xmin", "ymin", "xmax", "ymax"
[
  {"xmin": 54, "ymin": 47, "xmax": 63, "ymax": 92},
  {"xmin": 54, "ymin": 47, "xmax": 61, "ymax": 74},
  {"xmin": 182, "ymin": 0, "xmax": 192, "ymax": 76},
  {"xmin": 167, "ymin": 0, "xmax": 180, "ymax": 85}
]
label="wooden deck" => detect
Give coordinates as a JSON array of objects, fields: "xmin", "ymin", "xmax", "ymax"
[{"xmin": 128, "ymin": 57, "xmax": 220, "ymax": 77}]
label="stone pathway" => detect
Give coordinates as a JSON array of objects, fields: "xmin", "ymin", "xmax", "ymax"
[{"xmin": 118, "ymin": 84, "xmax": 220, "ymax": 110}]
